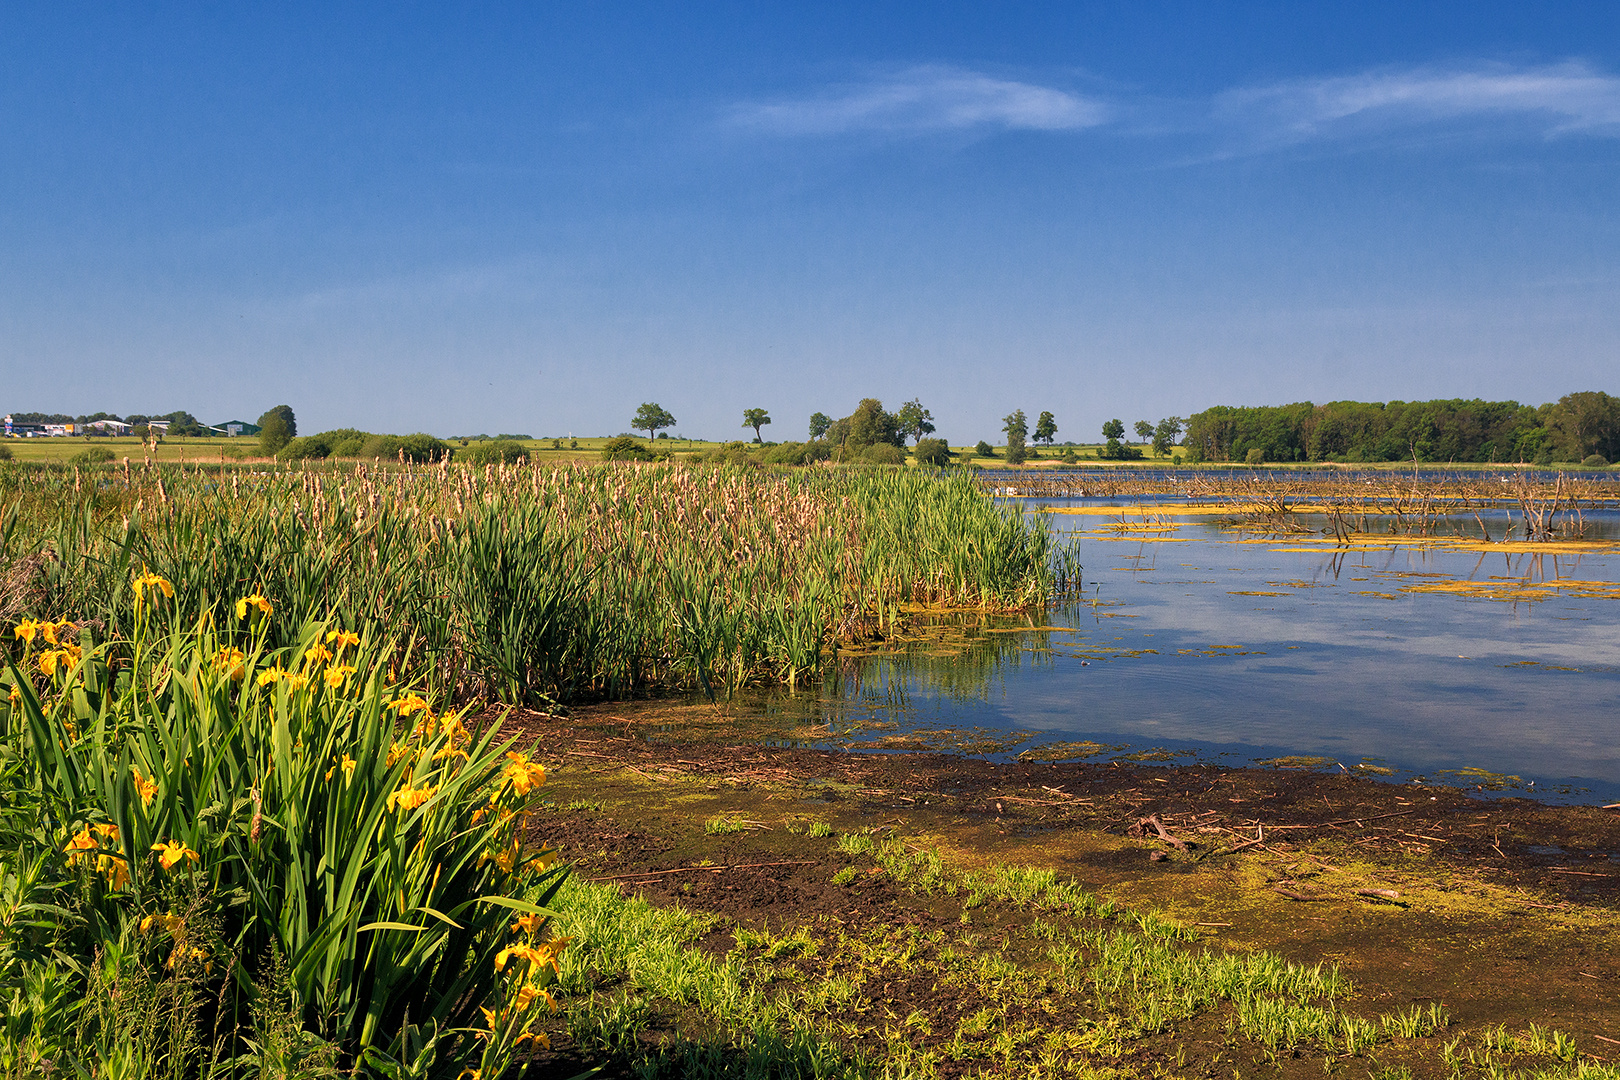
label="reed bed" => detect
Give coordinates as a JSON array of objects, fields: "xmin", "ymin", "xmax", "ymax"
[
  {"xmin": 1179, "ymin": 470, "xmax": 1616, "ymax": 541},
  {"xmin": 0, "ymin": 461, "xmax": 1079, "ymax": 704}
]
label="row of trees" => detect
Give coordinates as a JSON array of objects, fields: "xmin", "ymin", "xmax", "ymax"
[{"xmin": 1181, "ymin": 393, "xmax": 1620, "ymax": 465}]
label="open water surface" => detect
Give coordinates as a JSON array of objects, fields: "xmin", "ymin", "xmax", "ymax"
[{"xmin": 753, "ymin": 502, "xmax": 1620, "ymax": 803}]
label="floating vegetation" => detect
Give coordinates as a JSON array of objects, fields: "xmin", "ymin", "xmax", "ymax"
[
  {"xmin": 1016, "ymin": 740, "xmax": 1125, "ymax": 762},
  {"xmin": 1434, "ymin": 767, "xmax": 1528, "ymax": 790},
  {"xmin": 1256, "ymin": 755, "xmax": 1337, "ymax": 770}
]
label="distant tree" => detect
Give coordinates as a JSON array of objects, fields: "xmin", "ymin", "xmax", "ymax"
[
  {"xmin": 1133, "ymin": 420, "xmax": 1154, "ymax": 444},
  {"xmin": 1034, "ymin": 411, "xmax": 1057, "ymax": 445},
  {"xmin": 846, "ymin": 399, "xmax": 903, "ymax": 449},
  {"xmin": 1102, "ymin": 418, "xmax": 1125, "ymax": 442},
  {"xmin": 632, "ymin": 402, "xmax": 676, "ymax": 441},
  {"xmin": 896, "ymin": 399, "xmax": 936, "ymax": 445},
  {"xmin": 974, "ymin": 440, "xmax": 995, "ymax": 458},
  {"xmin": 914, "ymin": 437, "xmax": 952, "ymax": 467},
  {"xmin": 256, "ymin": 405, "xmax": 297, "ymax": 456},
  {"xmin": 1002, "ymin": 410, "xmax": 1029, "ymax": 465},
  {"xmin": 1152, "ymin": 416, "xmax": 1184, "ymax": 457},
  {"xmin": 808, "ymin": 412, "xmax": 832, "ymax": 441},
  {"xmin": 742, "ymin": 408, "xmax": 772, "ymax": 443},
  {"xmin": 1546, "ymin": 391, "xmax": 1620, "ymax": 463}
]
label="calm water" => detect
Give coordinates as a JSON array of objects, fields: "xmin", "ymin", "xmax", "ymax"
[{"xmin": 758, "ymin": 502, "xmax": 1620, "ymax": 803}]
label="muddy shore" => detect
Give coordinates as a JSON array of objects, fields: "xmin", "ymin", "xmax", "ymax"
[{"xmin": 506, "ymin": 698, "xmax": 1620, "ymax": 1076}]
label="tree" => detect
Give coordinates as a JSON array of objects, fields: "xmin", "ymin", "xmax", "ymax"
[
  {"xmin": 742, "ymin": 408, "xmax": 771, "ymax": 443},
  {"xmin": 632, "ymin": 402, "xmax": 676, "ymax": 441},
  {"xmin": 256, "ymin": 405, "xmax": 296, "ymax": 456},
  {"xmin": 1152, "ymin": 416, "xmax": 1184, "ymax": 457},
  {"xmin": 896, "ymin": 399, "xmax": 936, "ymax": 445},
  {"xmin": 808, "ymin": 412, "xmax": 832, "ymax": 441},
  {"xmin": 1133, "ymin": 420, "xmax": 1154, "ymax": 445},
  {"xmin": 974, "ymin": 440, "xmax": 994, "ymax": 458},
  {"xmin": 1002, "ymin": 409, "xmax": 1029, "ymax": 465},
  {"xmin": 846, "ymin": 399, "xmax": 903, "ymax": 449},
  {"xmin": 1101, "ymin": 418, "xmax": 1125, "ymax": 442},
  {"xmin": 1034, "ymin": 411, "xmax": 1057, "ymax": 445}
]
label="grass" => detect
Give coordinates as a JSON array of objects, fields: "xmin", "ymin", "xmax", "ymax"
[{"xmin": 540, "ymin": 823, "xmax": 1616, "ymax": 1079}]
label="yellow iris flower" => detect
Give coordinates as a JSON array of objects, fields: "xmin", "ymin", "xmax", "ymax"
[
  {"xmin": 132, "ymin": 568, "xmax": 174, "ymax": 601},
  {"xmin": 13, "ymin": 619, "xmax": 38, "ymax": 645},
  {"xmin": 150, "ymin": 839, "xmax": 200, "ymax": 871},
  {"xmin": 131, "ymin": 767, "xmax": 158, "ymax": 807},
  {"xmin": 213, "ymin": 647, "xmax": 247, "ymax": 680},
  {"xmin": 322, "ymin": 664, "xmax": 356, "ymax": 689},
  {"xmin": 388, "ymin": 782, "xmax": 437, "ymax": 813},
  {"xmin": 500, "ymin": 752, "xmax": 546, "ymax": 795},
  {"xmin": 235, "ymin": 593, "xmax": 273, "ymax": 619},
  {"xmin": 325, "ymin": 628, "xmax": 360, "ymax": 650}
]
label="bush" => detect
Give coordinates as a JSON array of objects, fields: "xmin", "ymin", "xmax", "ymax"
[
  {"xmin": 914, "ymin": 438, "xmax": 953, "ymax": 467},
  {"xmin": 1245, "ymin": 448, "xmax": 1266, "ymax": 465},
  {"xmin": 397, "ymin": 433, "xmax": 452, "ymax": 463},
  {"xmin": 67, "ymin": 447, "xmax": 116, "ymax": 467},
  {"xmin": 466, "ymin": 439, "xmax": 530, "ymax": 466},
  {"xmin": 863, "ymin": 443, "xmax": 905, "ymax": 466},
  {"xmin": 0, "ymin": 443, "xmax": 11, "ymax": 461},
  {"xmin": 1583, "ymin": 454, "xmax": 1610, "ymax": 467},
  {"xmin": 276, "ymin": 435, "xmax": 331, "ymax": 461},
  {"xmin": 761, "ymin": 441, "xmax": 833, "ymax": 466},
  {"xmin": 974, "ymin": 440, "xmax": 995, "ymax": 458},
  {"xmin": 600, "ymin": 436, "xmax": 656, "ymax": 462},
  {"xmin": 1099, "ymin": 439, "xmax": 1142, "ymax": 461}
]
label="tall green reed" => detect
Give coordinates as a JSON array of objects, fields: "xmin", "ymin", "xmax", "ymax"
[{"xmin": 1, "ymin": 461, "xmax": 1080, "ymax": 703}]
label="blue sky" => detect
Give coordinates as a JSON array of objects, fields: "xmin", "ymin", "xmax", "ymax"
[{"xmin": 3, "ymin": 3, "xmax": 1618, "ymax": 443}]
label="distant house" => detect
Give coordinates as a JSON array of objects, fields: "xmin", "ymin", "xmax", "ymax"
[
  {"xmin": 2, "ymin": 416, "xmax": 44, "ymax": 438},
  {"xmin": 84, "ymin": 419, "xmax": 132, "ymax": 435},
  {"xmin": 211, "ymin": 420, "xmax": 261, "ymax": 437},
  {"xmin": 145, "ymin": 420, "xmax": 171, "ymax": 433},
  {"xmin": 43, "ymin": 423, "xmax": 76, "ymax": 437}
]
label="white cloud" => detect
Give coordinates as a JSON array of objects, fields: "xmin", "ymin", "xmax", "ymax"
[
  {"xmin": 1217, "ymin": 61, "xmax": 1620, "ymax": 143},
  {"xmin": 727, "ymin": 65, "xmax": 1109, "ymax": 137}
]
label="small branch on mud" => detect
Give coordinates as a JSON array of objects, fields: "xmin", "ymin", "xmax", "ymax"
[{"xmin": 1130, "ymin": 814, "xmax": 1191, "ymax": 851}]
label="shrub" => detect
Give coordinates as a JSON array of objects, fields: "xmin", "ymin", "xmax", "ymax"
[
  {"xmin": 0, "ymin": 444, "xmax": 11, "ymax": 461},
  {"xmin": 1583, "ymin": 454, "xmax": 1610, "ymax": 467},
  {"xmin": 67, "ymin": 447, "xmax": 117, "ymax": 468},
  {"xmin": 397, "ymin": 433, "xmax": 451, "ymax": 463},
  {"xmin": 466, "ymin": 439, "xmax": 530, "ymax": 466},
  {"xmin": 863, "ymin": 443, "xmax": 905, "ymax": 466},
  {"xmin": 0, "ymin": 601, "xmax": 568, "ymax": 1074},
  {"xmin": 761, "ymin": 441, "xmax": 833, "ymax": 466},
  {"xmin": 914, "ymin": 438, "xmax": 953, "ymax": 467},
  {"xmin": 1245, "ymin": 447, "xmax": 1266, "ymax": 465},
  {"xmin": 974, "ymin": 440, "xmax": 995, "ymax": 458},
  {"xmin": 600, "ymin": 436, "xmax": 655, "ymax": 462},
  {"xmin": 276, "ymin": 435, "xmax": 331, "ymax": 461}
]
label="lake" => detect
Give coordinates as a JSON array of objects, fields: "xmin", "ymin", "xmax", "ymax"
[{"xmin": 757, "ymin": 499, "xmax": 1620, "ymax": 803}]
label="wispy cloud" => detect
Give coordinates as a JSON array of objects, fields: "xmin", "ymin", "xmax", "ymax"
[
  {"xmin": 1216, "ymin": 61, "xmax": 1620, "ymax": 144},
  {"xmin": 726, "ymin": 65, "xmax": 1109, "ymax": 137}
]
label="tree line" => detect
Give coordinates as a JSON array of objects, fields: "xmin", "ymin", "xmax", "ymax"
[{"xmin": 1181, "ymin": 392, "xmax": 1620, "ymax": 465}]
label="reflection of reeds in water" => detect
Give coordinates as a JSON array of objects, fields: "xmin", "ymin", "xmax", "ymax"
[{"xmin": 822, "ymin": 616, "xmax": 1057, "ymax": 714}]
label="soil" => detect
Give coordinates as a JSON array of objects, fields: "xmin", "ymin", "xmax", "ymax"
[{"xmin": 499, "ymin": 698, "xmax": 1620, "ymax": 1077}]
